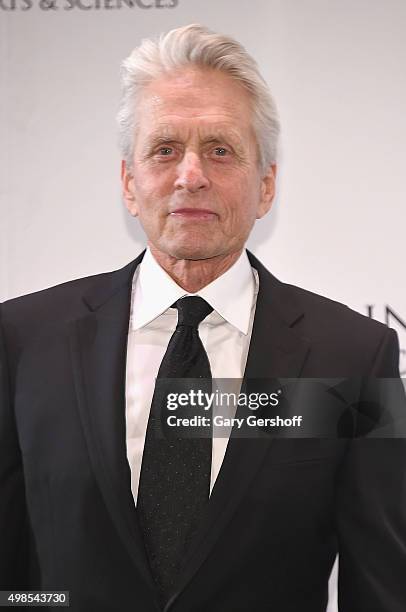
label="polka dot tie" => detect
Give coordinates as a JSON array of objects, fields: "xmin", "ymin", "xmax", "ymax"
[{"xmin": 137, "ymin": 296, "xmax": 213, "ymax": 606}]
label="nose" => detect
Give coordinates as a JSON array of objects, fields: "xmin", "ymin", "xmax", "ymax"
[{"xmin": 174, "ymin": 152, "xmax": 210, "ymax": 193}]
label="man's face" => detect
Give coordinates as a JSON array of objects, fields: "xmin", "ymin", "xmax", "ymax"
[{"xmin": 122, "ymin": 67, "xmax": 276, "ymax": 261}]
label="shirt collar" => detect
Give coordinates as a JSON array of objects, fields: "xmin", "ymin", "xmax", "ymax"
[{"xmin": 131, "ymin": 247, "xmax": 256, "ymax": 334}]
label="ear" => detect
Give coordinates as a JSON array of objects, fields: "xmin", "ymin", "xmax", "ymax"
[
  {"xmin": 121, "ymin": 160, "xmax": 138, "ymax": 217},
  {"xmin": 257, "ymin": 163, "xmax": 277, "ymax": 219}
]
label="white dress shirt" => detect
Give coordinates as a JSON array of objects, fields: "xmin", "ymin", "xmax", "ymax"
[{"xmin": 125, "ymin": 247, "xmax": 259, "ymax": 504}]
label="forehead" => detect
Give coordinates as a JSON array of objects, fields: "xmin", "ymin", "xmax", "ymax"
[{"xmin": 136, "ymin": 67, "xmax": 255, "ymax": 141}]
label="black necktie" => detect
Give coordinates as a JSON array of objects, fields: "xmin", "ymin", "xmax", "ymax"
[{"xmin": 137, "ymin": 296, "xmax": 213, "ymax": 604}]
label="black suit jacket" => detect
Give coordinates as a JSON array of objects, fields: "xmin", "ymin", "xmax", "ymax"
[{"xmin": 1, "ymin": 250, "xmax": 405, "ymax": 611}]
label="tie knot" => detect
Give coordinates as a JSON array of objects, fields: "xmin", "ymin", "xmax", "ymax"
[{"xmin": 173, "ymin": 296, "xmax": 213, "ymax": 328}]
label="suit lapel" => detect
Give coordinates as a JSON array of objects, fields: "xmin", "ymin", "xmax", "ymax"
[
  {"xmin": 68, "ymin": 252, "xmax": 161, "ymax": 607},
  {"xmin": 164, "ymin": 251, "xmax": 311, "ymax": 610},
  {"xmin": 244, "ymin": 250, "xmax": 311, "ymax": 379}
]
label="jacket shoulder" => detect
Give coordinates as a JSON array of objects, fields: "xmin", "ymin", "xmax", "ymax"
[
  {"xmin": 0, "ymin": 254, "xmax": 142, "ymax": 337},
  {"xmin": 1, "ymin": 270, "xmax": 114, "ymax": 324},
  {"xmin": 284, "ymin": 281, "xmax": 386, "ymax": 336},
  {"xmin": 248, "ymin": 249, "xmax": 388, "ymax": 340},
  {"xmin": 279, "ymin": 282, "xmax": 399, "ymax": 376}
]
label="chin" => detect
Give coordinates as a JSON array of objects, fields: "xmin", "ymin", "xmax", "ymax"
[
  {"xmin": 164, "ymin": 239, "xmax": 222, "ymax": 261},
  {"xmin": 170, "ymin": 246, "xmax": 218, "ymax": 261}
]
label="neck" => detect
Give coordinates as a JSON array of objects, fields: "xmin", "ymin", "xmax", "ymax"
[{"xmin": 148, "ymin": 244, "xmax": 243, "ymax": 293}]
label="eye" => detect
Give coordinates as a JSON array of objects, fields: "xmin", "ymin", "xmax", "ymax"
[
  {"xmin": 214, "ymin": 147, "xmax": 228, "ymax": 156},
  {"xmin": 158, "ymin": 147, "xmax": 174, "ymax": 156}
]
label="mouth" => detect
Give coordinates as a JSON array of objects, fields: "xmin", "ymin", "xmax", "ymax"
[{"xmin": 169, "ymin": 208, "xmax": 218, "ymax": 220}]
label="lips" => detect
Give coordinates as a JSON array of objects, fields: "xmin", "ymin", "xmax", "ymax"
[{"xmin": 169, "ymin": 208, "xmax": 218, "ymax": 220}]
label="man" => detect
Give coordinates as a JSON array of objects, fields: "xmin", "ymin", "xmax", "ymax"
[{"xmin": 0, "ymin": 24, "xmax": 405, "ymax": 612}]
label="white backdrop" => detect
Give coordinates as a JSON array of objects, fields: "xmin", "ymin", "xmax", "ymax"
[{"xmin": 2, "ymin": 1, "xmax": 406, "ymax": 609}]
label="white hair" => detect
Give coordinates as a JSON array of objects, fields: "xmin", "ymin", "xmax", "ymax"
[{"xmin": 117, "ymin": 24, "xmax": 280, "ymax": 175}]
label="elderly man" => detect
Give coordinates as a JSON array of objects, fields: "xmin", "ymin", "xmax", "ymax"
[{"xmin": 1, "ymin": 24, "xmax": 405, "ymax": 612}]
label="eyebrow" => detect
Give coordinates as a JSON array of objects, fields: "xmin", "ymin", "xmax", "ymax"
[
  {"xmin": 146, "ymin": 135, "xmax": 181, "ymax": 147},
  {"xmin": 142, "ymin": 127, "xmax": 245, "ymax": 151}
]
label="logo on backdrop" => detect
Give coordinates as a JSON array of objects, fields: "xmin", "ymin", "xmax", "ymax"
[
  {"xmin": 367, "ymin": 305, "xmax": 406, "ymax": 376},
  {"xmin": 0, "ymin": 0, "xmax": 178, "ymax": 10}
]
